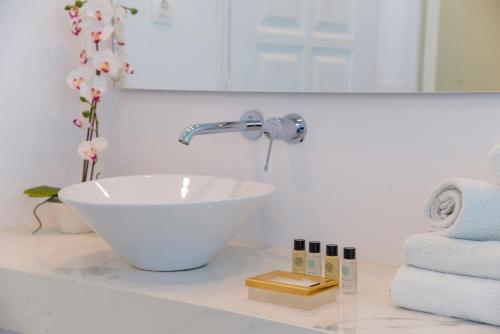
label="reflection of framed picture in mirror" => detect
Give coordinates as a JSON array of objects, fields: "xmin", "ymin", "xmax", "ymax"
[{"xmin": 120, "ymin": 0, "xmax": 500, "ymax": 93}]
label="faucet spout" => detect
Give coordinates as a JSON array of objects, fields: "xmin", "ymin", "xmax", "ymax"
[{"xmin": 178, "ymin": 119, "xmax": 263, "ymax": 145}]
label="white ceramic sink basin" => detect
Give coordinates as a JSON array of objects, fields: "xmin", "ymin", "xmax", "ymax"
[{"xmin": 59, "ymin": 175, "xmax": 274, "ymax": 271}]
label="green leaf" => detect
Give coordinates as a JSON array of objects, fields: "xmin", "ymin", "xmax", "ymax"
[
  {"xmin": 64, "ymin": 5, "xmax": 73, "ymax": 10},
  {"xmin": 82, "ymin": 111, "xmax": 91, "ymax": 118},
  {"xmin": 80, "ymin": 96, "xmax": 89, "ymax": 103},
  {"xmin": 130, "ymin": 7, "xmax": 138, "ymax": 15},
  {"xmin": 24, "ymin": 186, "xmax": 61, "ymax": 198},
  {"xmin": 75, "ymin": 1, "xmax": 84, "ymax": 8}
]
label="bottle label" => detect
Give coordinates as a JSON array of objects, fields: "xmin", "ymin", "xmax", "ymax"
[
  {"xmin": 292, "ymin": 251, "xmax": 306, "ymax": 274},
  {"xmin": 342, "ymin": 261, "xmax": 358, "ymax": 293},
  {"xmin": 324, "ymin": 256, "xmax": 339, "ymax": 280},
  {"xmin": 307, "ymin": 254, "xmax": 322, "ymax": 276},
  {"xmin": 342, "ymin": 265, "xmax": 350, "ymax": 277}
]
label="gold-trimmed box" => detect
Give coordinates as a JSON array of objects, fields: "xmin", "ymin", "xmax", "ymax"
[{"xmin": 245, "ymin": 270, "xmax": 339, "ymax": 310}]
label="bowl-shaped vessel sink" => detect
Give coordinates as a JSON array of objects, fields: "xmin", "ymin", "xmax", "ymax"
[{"xmin": 59, "ymin": 175, "xmax": 274, "ymax": 271}]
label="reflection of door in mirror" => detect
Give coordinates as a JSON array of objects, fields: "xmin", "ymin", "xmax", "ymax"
[
  {"xmin": 229, "ymin": 0, "xmax": 421, "ymax": 93},
  {"xmin": 229, "ymin": 1, "xmax": 381, "ymax": 92},
  {"xmin": 121, "ymin": 0, "xmax": 423, "ymax": 93},
  {"xmin": 121, "ymin": 0, "xmax": 500, "ymax": 93}
]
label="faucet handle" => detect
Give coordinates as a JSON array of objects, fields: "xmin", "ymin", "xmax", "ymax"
[
  {"xmin": 263, "ymin": 117, "xmax": 281, "ymax": 139},
  {"xmin": 264, "ymin": 137, "xmax": 274, "ymax": 172},
  {"xmin": 262, "ymin": 117, "xmax": 283, "ymax": 172},
  {"xmin": 262, "ymin": 118, "xmax": 280, "ymax": 171},
  {"xmin": 263, "ymin": 115, "xmax": 306, "ymax": 142},
  {"xmin": 261, "ymin": 115, "xmax": 307, "ymax": 171}
]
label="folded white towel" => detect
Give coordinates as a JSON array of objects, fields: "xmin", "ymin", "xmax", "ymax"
[
  {"xmin": 424, "ymin": 178, "xmax": 500, "ymax": 240},
  {"xmin": 391, "ymin": 266, "xmax": 500, "ymax": 326},
  {"xmin": 404, "ymin": 234, "xmax": 500, "ymax": 280}
]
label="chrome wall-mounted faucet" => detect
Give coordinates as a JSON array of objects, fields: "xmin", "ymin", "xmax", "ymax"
[
  {"xmin": 178, "ymin": 111, "xmax": 264, "ymax": 145},
  {"xmin": 178, "ymin": 111, "xmax": 307, "ymax": 171}
]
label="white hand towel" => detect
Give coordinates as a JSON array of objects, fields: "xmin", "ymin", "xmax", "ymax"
[
  {"xmin": 424, "ymin": 178, "xmax": 500, "ymax": 240},
  {"xmin": 391, "ymin": 266, "xmax": 500, "ymax": 326},
  {"xmin": 404, "ymin": 234, "xmax": 500, "ymax": 280}
]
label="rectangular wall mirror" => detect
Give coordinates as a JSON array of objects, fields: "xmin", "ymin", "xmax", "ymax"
[{"xmin": 119, "ymin": 0, "xmax": 500, "ymax": 93}]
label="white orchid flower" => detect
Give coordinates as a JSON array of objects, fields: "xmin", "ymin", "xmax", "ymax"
[
  {"xmin": 68, "ymin": 6, "xmax": 84, "ymax": 36},
  {"xmin": 79, "ymin": 49, "xmax": 90, "ymax": 65},
  {"xmin": 92, "ymin": 49, "xmax": 122, "ymax": 76},
  {"xmin": 73, "ymin": 118, "xmax": 86, "ymax": 128},
  {"xmin": 78, "ymin": 137, "xmax": 109, "ymax": 161},
  {"xmin": 79, "ymin": 37, "xmax": 96, "ymax": 65},
  {"xmin": 86, "ymin": 0, "xmax": 114, "ymax": 22},
  {"xmin": 86, "ymin": 20, "xmax": 114, "ymax": 44},
  {"xmin": 113, "ymin": 24, "xmax": 126, "ymax": 46},
  {"xmin": 71, "ymin": 19, "xmax": 83, "ymax": 36},
  {"xmin": 80, "ymin": 76, "xmax": 107, "ymax": 103},
  {"xmin": 66, "ymin": 66, "xmax": 92, "ymax": 91},
  {"xmin": 123, "ymin": 62, "xmax": 134, "ymax": 75},
  {"xmin": 68, "ymin": 6, "xmax": 80, "ymax": 22}
]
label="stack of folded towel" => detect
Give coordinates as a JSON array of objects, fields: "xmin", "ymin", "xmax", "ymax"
[{"xmin": 391, "ymin": 178, "xmax": 500, "ymax": 326}]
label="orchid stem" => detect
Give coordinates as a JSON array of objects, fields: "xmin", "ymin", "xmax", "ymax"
[
  {"xmin": 32, "ymin": 199, "xmax": 51, "ymax": 234},
  {"xmin": 82, "ymin": 99, "xmax": 98, "ymax": 182},
  {"xmin": 90, "ymin": 161, "xmax": 96, "ymax": 180}
]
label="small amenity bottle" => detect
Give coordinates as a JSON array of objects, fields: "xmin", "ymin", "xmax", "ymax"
[
  {"xmin": 324, "ymin": 244, "xmax": 339, "ymax": 283},
  {"xmin": 307, "ymin": 241, "xmax": 322, "ymax": 276},
  {"xmin": 292, "ymin": 239, "xmax": 307, "ymax": 274},
  {"xmin": 342, "ymin": 247, "xmax": 357, "ymax": 294}
]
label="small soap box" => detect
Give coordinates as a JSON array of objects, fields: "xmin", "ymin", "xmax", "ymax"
[{"xmin": 245, "ymin": 270, "xmax": 339, "ymax": 310}]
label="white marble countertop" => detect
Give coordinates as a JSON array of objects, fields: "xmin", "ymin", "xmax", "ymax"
[{"xmin": 0, "ymin": 225, "xmax": 498, "ymax": 334}]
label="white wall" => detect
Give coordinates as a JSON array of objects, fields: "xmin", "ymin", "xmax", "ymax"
[
  {"xmin": 0, "ymin": 1, "xmax": 93, "ymax": 228},
  {"xmin": 4, "ymin": 0, "xmax": 500, "ymax": 265},
  {"xmin": 106, "ymin": 90, "xmax": 500, "ymax": 265}
]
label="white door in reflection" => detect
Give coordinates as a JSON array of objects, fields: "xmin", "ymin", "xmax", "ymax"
[{"xmin": 229, "ymin": 0, "xmax": 379, "ymax": 92}]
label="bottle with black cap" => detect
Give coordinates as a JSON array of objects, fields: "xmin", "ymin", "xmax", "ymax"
[
  {"xmin": 324, "ymin": 244, "xmax": 339, "ymax": 282},
  {"xmin": 292, "ymin": 239, "xmax": 306, "ymax": 274},
  {"xmin": 307, "ymin": 241, "xmax": 322, "ymax": 276},
  {"xmin": 342, "ymin": 247, "xmax": 357, "ymax": 294}
]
